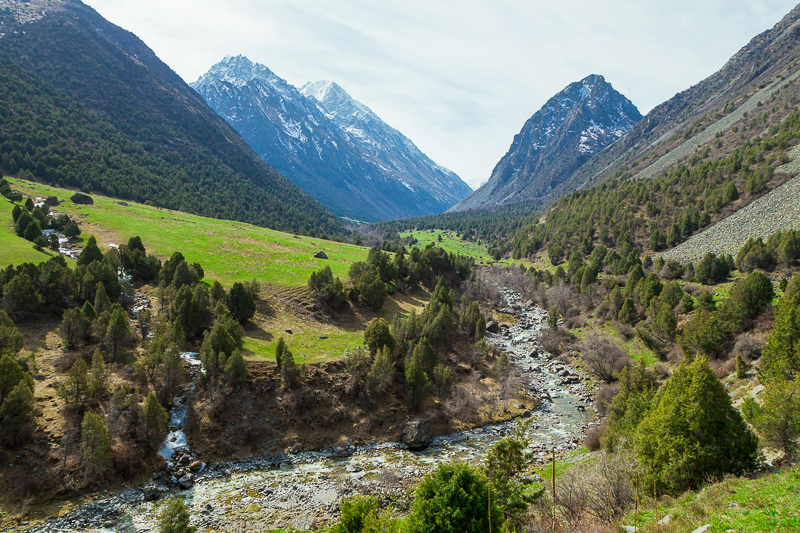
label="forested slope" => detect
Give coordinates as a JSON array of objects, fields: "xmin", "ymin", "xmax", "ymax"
[{"xmin": 0, "ymin": 2, "xmax": 342, "ymax": 236}]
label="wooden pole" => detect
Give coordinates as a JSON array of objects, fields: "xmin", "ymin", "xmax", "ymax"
[
  {"xmin": 488, "ymin": 484, "xmax": 492, "ymax": 533},
  {"xmin": 636, "ymin": 474, "xmax": 640, "ymax": 532},
  {"xmin": 655, "ymin": 480, "xmax": 659, "ymax": 532},
  {"xmin": 552, "ymin": 449, "xmax": 556, "ymax": 533}
]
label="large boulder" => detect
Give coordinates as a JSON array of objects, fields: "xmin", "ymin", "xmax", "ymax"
[
  {"xmin": 44, "ymin": 196, "xmax": 59, "ymax": 206},
  {"xmin": 177, "ymin": 473, "xmax": 194, "ymax": 489},
  {"xmin": 142, "ymin": 485, "xmax": 160, "ymax": 501},
  {"xmin": 402, "ymin": 418, "xmax": 434, "ymax": 450},
  {"xmin": 314, "ymin": 250, "xmax": 328, "ymax": 259},
  {"xmin": 71, "ymin": 192, "xmax": 94, "ymax": 205},
  {"xmin": 486, "ymin": 321, "xmax": 500, "ymax": 333}
]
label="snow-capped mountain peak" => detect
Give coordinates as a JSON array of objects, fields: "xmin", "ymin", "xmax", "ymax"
[
  {"xmin": 451, "ymin": 74, "xmax": 641, "ymax": 212},
  {"xmin": 191, "ymin": 57, "xmax": 471, "ymax": 221}
]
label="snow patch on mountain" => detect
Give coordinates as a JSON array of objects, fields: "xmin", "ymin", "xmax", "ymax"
[{"xmin": 192, "ymin": 56, "xmax": 472, "ymax": 221}]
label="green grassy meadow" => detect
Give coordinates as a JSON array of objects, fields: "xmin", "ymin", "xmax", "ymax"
[
  {"xmin": 0, "ymin": 197, "xmax": 59, "ymax": 266},
  {"xmin": 399, "ymin": 229, "xmax": 521, "ymax": 265},
  {"xmin": 5, "ymin": 179, "xmax": 368, "ymax": 288},
  {"xmin": 2, "ymin": 179, "xmax": 430, "ymax": 363},
  {"xmin": 625, "ymin": 465, "xmax": 800, "ymax": 533},
  {"xmin": 244, "ymin": 326, "xmax": 364, "ymax": 364}
]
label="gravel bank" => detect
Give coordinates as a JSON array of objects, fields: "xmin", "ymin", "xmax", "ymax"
[{"xmin": 660, "ymin": 174, "xmax": 800, "ymax": 263}]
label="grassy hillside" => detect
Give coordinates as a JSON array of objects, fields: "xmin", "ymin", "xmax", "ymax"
[
  {"xmin": 0, "ymin": 198, "xmax": 56, "ymax": 266},
  {"xmin": 623, "ymin": 464, "xmax": 800, "ymax": 533},
  {"xmin": 6, "ymin": 179, "xmax": 365, "ymax": 288},
  {"xmin": 2, "ymin": 178, "xmax": 435, "ymax": 363}
]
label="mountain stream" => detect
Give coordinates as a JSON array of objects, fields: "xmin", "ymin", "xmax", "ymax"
[{"xmin": 18, "ymin": 290, "xmax": 597, "ymax": 532}]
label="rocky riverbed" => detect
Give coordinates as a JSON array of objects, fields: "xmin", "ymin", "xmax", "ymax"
[{"xmin": 13, "ymin": 290, "xmax": 597, "ymax": 532}]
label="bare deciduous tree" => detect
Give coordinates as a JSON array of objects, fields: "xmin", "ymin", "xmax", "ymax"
[
  {"xmin": 578, "ymin": 333, "xmax": 631, "ymax": 383},
  {"xmin": 547, "ymin": 282, "xmax": 575, "ymax": 318}
]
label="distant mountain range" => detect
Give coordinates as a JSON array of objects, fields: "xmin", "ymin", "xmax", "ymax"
[
  {"xmin": 0, "ymin": 0, "xmax": 343, "ymax": 235},
  {"xmin": 451, "ymin": 74, "xmax": 641, "ymax": 212},
  {"xmin": 192, "ymin": 56, "xmax": 471, "ymax": 222}
]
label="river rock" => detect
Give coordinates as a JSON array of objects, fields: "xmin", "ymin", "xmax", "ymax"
[
  {"xmin": 142, "ymin": 486, "xmax": 160, "ymax": 501},
  {"xmin": 189, "ymin": 461, "xmax": 203, "ymax": 472},
  {"xmin": 177, "ymin": 474, "xmax": 194, "ymax": 489},
  {"xmin": 314, "ymin": 250, "xmax": 328, "ymax": 259},
  {"xmin": 402, "ymin": 419, "xmax": 434, "ymax": 450},
  {"xmin": 486, "ymin": 321, "xmax": 500, "ymax": 333},
  {"xmin": 70, "ymin": 192, "xmax": 94, "ymax": 205},
  {"xmin": 44, "ymin": 196, "xmax": 59, "ymax": 206}
]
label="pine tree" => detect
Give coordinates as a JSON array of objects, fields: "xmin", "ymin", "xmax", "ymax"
[
  {"xmin": 210, "ymin": 281, "xmax": 226, "ymax": 302},
  {"xmin": 81, "ymin": 411, "xmax": 112, "ymax": 481},
  {"xmin": 408, "ymin": 463, "xmax": 503, "ymax": 533},
  {"xmin": 198, "ymin": 335, "xmax": 217, "ymax": 377},
  {"xmin": 142, "ymin": 392, "xmax": 169, "ymax": 450},
  {"xmin": 227, "ymin": 282, "xmax": 255, "ymax": 323},
  {"xmin": 760, "ymin": 298, "xmax": 800, "ymax": 381},
  {"xmin": 275, "ymin": 336, "xmax": 286, "ymax": 371},
  {"xmin": 159, "ymin": 498, "xmax": 196, "ymax": 533},
  {"xmin": 366, "ymin": 346, "xmax": 394, "ymax": 394},
  {"xmin": 0, "ymin": 310, "xmax": 24, "ymax": 356},
  {"xmin": 634, "ymin": 356, "xmax": 758, "ymax": 495},
  {"xmin": 413, "ymin": 337, "xmax": 436, "ymax": 377},
  {"xmin": 364, "ymin": 318, "xmax": 395, "ymax": 355},
  {"xmin": 736, "ymin": 353, "xmax": 748, "ymax": 379},
  {"xmin": 547, "ymin": 306, "xmax": 559, "ymax": 329},
  {"xmin": 60, "ymin": 308, "xmax": 87, "ymax": 349},
  {"xmin": 94, "ymin": 282, "xmax": 111, "ymax": 316},
  {"xmin": 432, "ymin": 364, "xmax": 453, "ymax": 398},
  {"xmin": 280, "ymin": 348, "xmax": 299, "ymax": 389},
  {"xmin": 680, "ymin": 293, "xmax": 695, "ymax": 314},
  {"xmin": 0, "ymin": 354, "xmax": 26, "ymax": 404},
  {"xmin": 742, "ymin": 378, "xmax": 800, "ymax": 457},
  {"xmin": 77, "ymin": 236, "xmax": 104, "ymax": 266},
  {"xmin": 602, "ymin": 362, "xmax": 658, "ymax": 451},
  {"xmin": 0, "ymin": 381, "xmax": 37, "ymax": 445},
  {"xmin": 224, "ymin": 350, "xmax": 248, "ymax": 385},
  {"xmin": 89, "ymin": 349, "xmax": 107, "ymax": 398},
  {"xmin": 1, "ymin": 274, "xmax": 42, "ymax": 315},
  {"xmin": 104, "ymin": 306, "xmax": 131, "ymax": 362},
  {"xmin": 57, "ymin": 359, "xmax": 89, "ymax": 407},
  {"xmin": 405, "ymin": 351, "xmax": 430, "ymax": 410},
  {"xmin": 63, "ymin": 219, "xmax": 81, "ymax": 238},
  {"xmin": 651, "ymin": 301, "xmax": 678, "ymax": 341},
  {"xmin": 619, "ymin": 298, "xmax": 637, "ymax": 325}
]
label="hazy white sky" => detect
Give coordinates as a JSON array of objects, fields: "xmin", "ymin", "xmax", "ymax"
[{"xmin": 83, "ymin": 0, "xmax": 798, "ymax": 188}]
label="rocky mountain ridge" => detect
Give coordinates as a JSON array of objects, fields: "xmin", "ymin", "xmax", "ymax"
[
  {"xmin": 450, "ymin": 74, "xmax": 641, "ymax": 212},
  {"xmin": 564, "ymin": 4, "xmax": 800, "ymax": 197}
]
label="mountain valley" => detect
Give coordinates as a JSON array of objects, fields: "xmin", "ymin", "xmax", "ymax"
[{"xmin": 1, "ymin": 1, "xmax": 800, "ymax": 532}]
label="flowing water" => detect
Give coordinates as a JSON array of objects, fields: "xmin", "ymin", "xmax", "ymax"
[{"xmin": 18, "ymin": 290, "xmax": 597, "ymax": 532}]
